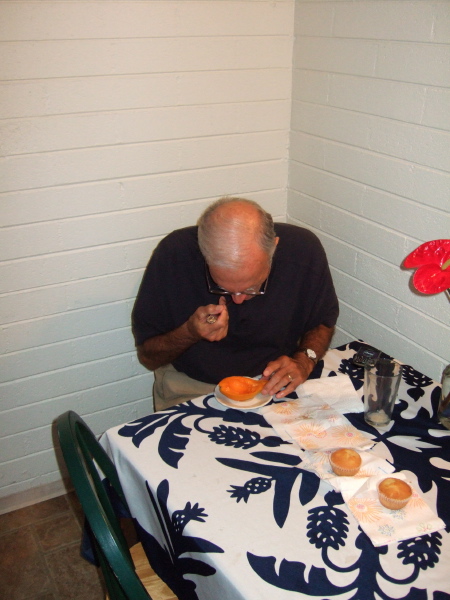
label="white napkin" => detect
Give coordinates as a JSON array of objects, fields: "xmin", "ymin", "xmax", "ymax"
[
  {"xmin": 300, "ymin": 452, "xmax": 445, "ymax": 547},
  {"xmin": 296, "ymin": 373, "xmax": 363, "ymax": 413},
  {"xmin": 261, "ymin": 397, "xmax": 374, "ymax": 450},
  {"xmin": 300, "ymin": 449, "xmax": 395, "ymax": 493},
  {"xmin": 260, "ymin": 400, "xmax": 299, "ymax": 441},
  {"xmin": 261, "ymin": 377, "xmax": 445, "ymax": 547},
  {"xmin": 342, "ymin": 472, "xmax": 446, "ymax": 547}
]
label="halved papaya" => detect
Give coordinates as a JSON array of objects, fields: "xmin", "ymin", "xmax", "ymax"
[{"xmin": 218, "ymin": 376, "xmax": 266, "ymax": 401}]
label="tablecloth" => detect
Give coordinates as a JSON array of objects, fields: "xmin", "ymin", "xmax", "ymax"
[{"xmin": 101, "ymin": 341, "xmax": 450, "ymax": 600}]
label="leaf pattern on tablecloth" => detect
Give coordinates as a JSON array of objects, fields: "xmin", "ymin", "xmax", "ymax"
[
  {"xmin": 249, "ymin": 519, "xmax": 443, "ymax": 600},
  {"xmin": 118, "ymin": 395, "xmax": 276, "ymax": 468},
  {"xmin": 229, "ymin": 476, "xmax": 273, "ymax": 503},
  {"xmin": 336, "ymin": 358, "xmax": 366, "ymax": 391},
  {"xmin": 217, "ymin": 449, "xmax": 323, "ymax": 527},
  {"xmin": 217, "ymin": 455, "xmax": 302, "ymax": 527},
  {"xmin": 307, "ymin": 492, "xmax": 350, "ymax": 550},
  {"xmin": 137, "ymin": 479, "xmax": 224, "ymax": 600},
  {"xmin": 247, "ymin": 552, "xmax": 350, "ymax": 596},
  {"xmin": 208, "ymin": 424, "xmax": 286, "ymax": 450},
  {"xmin": 398, "ymin": 532, "xmax": 443, "ymax": 571}
]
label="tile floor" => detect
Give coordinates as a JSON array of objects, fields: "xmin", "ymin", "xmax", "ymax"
[{"xmin": 0, "ymin": 493, "xmax": 105, "ymax": 600}]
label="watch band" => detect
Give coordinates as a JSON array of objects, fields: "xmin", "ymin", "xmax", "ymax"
[{"xmin": 298, "ymin": 347, "xmax": 318, "ymax": 365}]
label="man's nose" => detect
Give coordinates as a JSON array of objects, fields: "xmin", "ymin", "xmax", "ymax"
[{"xmin": 231, "ymin": 294, "xmax": 248, "ymax": 304}]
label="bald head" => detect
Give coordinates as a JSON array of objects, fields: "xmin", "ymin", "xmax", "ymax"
[{"xmin": 197, "ymin": 197, "xmax": 277, "ymax": 270}]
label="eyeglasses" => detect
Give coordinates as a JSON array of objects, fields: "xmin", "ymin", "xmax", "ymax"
[{"xmin": 205, "ymin": 263, "xmax": 269, "ymax": 296}]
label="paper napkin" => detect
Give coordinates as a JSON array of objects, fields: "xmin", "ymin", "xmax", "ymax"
[
  {"xmin": 296, "ymin": 373, "xmax": 363, "ymax": 414},
  {"xmin": 261, "ymin": 397, "xmax": 374, "ymax": 451},
  {"xmin": 300, "ymin": 449, "xmax": 395, "ymax": 493},
  {"xmin": 300, "ymin": 452, "xmax": 445, "ymax": 546},
  {"xmin": 260, "ymin": 378, "xmax": 446, "ymax": 547},
  {"xmin": 342, "ymin": 472, "xmax": 446, "ymax": 547}
]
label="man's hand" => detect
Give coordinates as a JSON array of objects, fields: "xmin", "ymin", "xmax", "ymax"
[
  {"xmin": 137, "ymin": 297, "xmax": 229, "ymax": 371},
  {"xmin": 261, "ymin": 354, "xmax": 314, "ymax": 399},
  {"xmin": 260, "ymin": 324, "xmax": 335, "ymax": 398},
  {"xmin": 186, "ymin": 296, "xmax": 229, "ymax": 342}
]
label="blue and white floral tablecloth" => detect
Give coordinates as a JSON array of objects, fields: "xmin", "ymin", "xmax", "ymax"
[{"xmin": 101, "ymin": 342, "xmax": 450, "ymax": 600}]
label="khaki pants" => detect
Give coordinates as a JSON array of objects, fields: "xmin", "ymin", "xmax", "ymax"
[{"xmin": 153, "ymin": 363, "xmax": 216, "ymax": 412}]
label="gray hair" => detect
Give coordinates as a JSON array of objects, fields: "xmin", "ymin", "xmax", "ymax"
[{"xmin": 197, "ymin": 197, "xmax": 277, "ymax": 269}]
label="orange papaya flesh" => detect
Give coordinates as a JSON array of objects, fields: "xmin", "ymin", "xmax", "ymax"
[{"xmin": 218, "ymin": 376, "xmax": 266, "ymax": 401}]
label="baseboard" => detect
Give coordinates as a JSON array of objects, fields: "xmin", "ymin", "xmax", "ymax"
[{"xmin": 0, "ymin": 479, "xmax": 73, "ymax": 515}]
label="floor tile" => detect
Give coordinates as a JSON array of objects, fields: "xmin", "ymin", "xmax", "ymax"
[
  {"xmin": 0, "ymin": 496, "xmax": 70, "ymax": 534},
  {"xmin": 34, "ymin": 513, "xmax": 81, "ymax": 553},
  {"xmin": 0, "ymin": 527, "xmax": 53, "ymax": 600},
  {"xmin": 45, "ymin": 541, "xmax": 105, "ymax": 600},
  {"xmin": 66, "ymin": 492, "xmax": 84, "ymax": 528}
]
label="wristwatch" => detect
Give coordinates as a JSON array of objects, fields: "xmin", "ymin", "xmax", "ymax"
[{"xmin": 298, "ymin": 348, "xmax": 318, "ymax": 365}]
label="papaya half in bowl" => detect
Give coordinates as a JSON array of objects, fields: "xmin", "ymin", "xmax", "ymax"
[{"xmin": 218, "ymin": 376, "xmax": 266, "ymax": 402}]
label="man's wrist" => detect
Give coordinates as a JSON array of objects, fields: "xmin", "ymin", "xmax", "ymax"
[
  {"xmin": 184, "ymin": 318, "xmax": 202, "ymax": 343},
  {"xmin": 293, "ymin": 352, "xmax": 315, "ymax": 377},
  {"xmin": 297, "ymin": 347, "xmax": 318, "ymax": 365}
]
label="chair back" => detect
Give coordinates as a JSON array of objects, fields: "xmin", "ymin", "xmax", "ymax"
[{"xmin": 57, "ymin": 410, "xmax": 150, "ymax": 600}]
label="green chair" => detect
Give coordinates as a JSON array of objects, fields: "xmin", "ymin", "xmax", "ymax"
[{"xmin": 57, "ymin": 410, "xmax": 177, "ymax": 600}]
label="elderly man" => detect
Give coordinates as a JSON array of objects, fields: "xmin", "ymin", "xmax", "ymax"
[{"xmin": 133, "ymin": 197, "xmax": 339, "ymax": 411}]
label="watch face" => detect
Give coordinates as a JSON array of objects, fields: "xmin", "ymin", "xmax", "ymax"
[{"xmin": 307, "ymin": 349, "xmax": 317, "ymax": 360}]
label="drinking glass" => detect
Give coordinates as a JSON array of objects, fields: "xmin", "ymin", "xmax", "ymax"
[{"xmin": 364, "ymin": 359, "xmax": 402, "ymax": 427}]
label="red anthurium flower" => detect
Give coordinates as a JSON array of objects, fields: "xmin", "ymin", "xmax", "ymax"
[{"xmin": 404, "ymin": 239, "xmax": 450, "ymax": 295}]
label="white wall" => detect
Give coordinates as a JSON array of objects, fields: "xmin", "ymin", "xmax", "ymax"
[
  {"xmin": 1, "ymin": 0, "xmax": 449, "ymax": 514},
  {"xmin": 289, "ymin": 0, "xmax": 450, "ymax": 381},
  {"xmin": 0, "ymin": 1, "xmax": 293, "ymax": 512}
]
